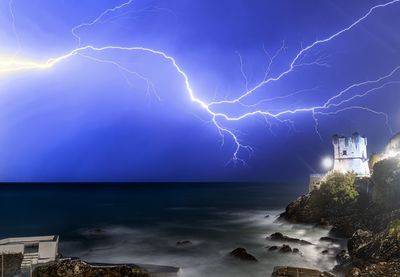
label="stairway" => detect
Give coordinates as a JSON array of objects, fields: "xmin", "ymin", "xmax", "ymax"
[{"xmin": 21, "ymin": 252, "xmax": 39, "ymax": 269}]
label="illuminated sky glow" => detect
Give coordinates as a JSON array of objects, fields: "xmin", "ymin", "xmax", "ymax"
[{"xmin": 0, "ymin": 0, "xmax": 399, "ymax": 181}]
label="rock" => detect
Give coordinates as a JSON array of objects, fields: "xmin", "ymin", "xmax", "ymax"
[
  {"xmin": 292, "ymin": 248, "xmax": 300, "ymax": 253},
  {"xmin": 268, "ymin": 246, "xmax": 278, "ymax": 251},
  {"xmin": 322, "ymin": 272, "xmax": 336, "ymax": 277},
  {"xmin": 320, "ymin": 237, "xmax": 338, "ymax": 243},
  {"xmin": 346, "ymin": 262, "xmax": 400, "ymax": 277},
  {"xmin": 228, "ymin": 248, "xmax": 258, "ymax": 262},
  {"xmin": 176, "ymin": 240, "xmax": 192, "ymax": 246},
  {"xmin": 279, "ymin": 244, "xmax": 292, "ymax": 253},
  {"xmin": 348, "ymin": 226, "xmax": 400, "ymax": 262},
  {"xmin": 270, "ymin": 232, "xmax": 284, "ymax": 239},
  {"xmin": 280, "ymin": 191, "xmax": 384, "ymax": 237},
  {"xmin": 269, "ymin": 245, "xmax": 302, "ymax": 255},
  {"xmin": 32, "ymin": 259, "xmax": 149, "ymax": 277},
  {"xmin": 336, "ymin": 250, "xmax": 351, "ymax": 265},
  {"xmin": 321, "ymin": 250, "xmax": 329, "ymax": 255},
  {"xmin": 279, "ymin": 193, "xmax": 324, "ymax": 223},
  {"xmin": 272, "ymin": 266, "xmax": 336, "ymax": 277},
  {"xmin": 347, "ymin": 267, "xmax": 362, "ymax": 277},
  {"xmin": 269, "ymin": 232, "xmax": 312, "ymax": 245},
  {"xmin": 320, "ymin": 218, "xmax": 331, "ymax": 227},
  {"xmin": 265, "ymin": 214, "xmax": 270, "ymax": 218},
  {"xmin": 347, "ymin": 229, "xmax": 377, "ymax": 260}
]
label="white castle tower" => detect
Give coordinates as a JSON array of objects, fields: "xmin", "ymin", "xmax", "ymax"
[
  {"xmin": 332, "ymin": 133, "xmax": 370, "ymax": 176},
  {"xmin": 309, "ymin": 132, "xmax": 370, "ymax": 191}
]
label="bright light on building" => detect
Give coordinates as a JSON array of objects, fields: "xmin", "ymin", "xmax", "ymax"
[{"xmin": 322, "ymin": 156, "xmax": 333, "ymax": 170}]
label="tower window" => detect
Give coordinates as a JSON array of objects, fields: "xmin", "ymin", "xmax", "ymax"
[{"xmin": 342, "ymin": 150, "xmax": 347, "ymax": 156}]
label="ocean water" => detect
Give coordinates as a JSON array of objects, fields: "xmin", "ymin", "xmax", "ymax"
[{"xmin": 0, "ymin": 183, "xmax": 346, "ymax": 276}]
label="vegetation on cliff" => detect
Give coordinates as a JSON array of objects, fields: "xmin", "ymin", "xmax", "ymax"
[
  {"xmin": 372, "ymin": 157, "xmax": 400, "ymax": 210},
  {"xmin": 282, "ymin": 171, "xmax": 361, "ymax": 225},
  {"xmin": 388, "ymin": 219, "xmax": 400, "ymax": 239},
  {"xmin": 313, "ymin": 172, "xmax": 359, "ymax": 212}
]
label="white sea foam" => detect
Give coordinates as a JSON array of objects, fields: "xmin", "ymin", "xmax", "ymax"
[{"xmin": 60, "ymin": 209, "xmax": 346, "ymax": 277}]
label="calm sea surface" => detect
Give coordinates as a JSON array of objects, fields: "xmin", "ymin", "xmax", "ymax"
[{"xmin": 0, "ymin": 183, "xmax": 345, "ymax": 276}]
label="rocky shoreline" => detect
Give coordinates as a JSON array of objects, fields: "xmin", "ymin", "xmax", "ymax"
[
  {"xmin": 279, "ymin": 177, "xmax": 400, "ymax": 275},
  {"xmin": 274, "ymin": 132, "xmax": 400, "ymax": 276},
  {"xmin": 32, "ymin": 259, "xmax": 150, "ymax": 277}
]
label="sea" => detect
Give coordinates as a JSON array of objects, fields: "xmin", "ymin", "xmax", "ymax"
[{"xmin": 0, "ymin": 183, "xmax": 346, "ymax": 276}]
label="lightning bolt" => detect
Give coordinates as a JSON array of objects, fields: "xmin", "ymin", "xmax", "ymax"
[
  {"xmin": 71, "ymin": 0, "xmax": 135, "ymax": 46},
  {"xmin": 1, "ymin": 0, "xmax": 399, "ymax": 163},
  {"xmin": 8, "ymin": 0, "xmax": 21, "ymax": 59}
]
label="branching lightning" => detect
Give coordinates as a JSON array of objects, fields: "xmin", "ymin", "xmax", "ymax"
[
  {"xmin": 71, "ymin": 0, "xmax": 135, "ymax": 46},
  {"xmin": 1, "ymin": 0, "xmax": 399, "ymax": 163}
]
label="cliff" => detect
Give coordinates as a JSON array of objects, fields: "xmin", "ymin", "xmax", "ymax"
[{"xmin": 281, "ymin": 155, "xmax": 400, "ymax": 276}]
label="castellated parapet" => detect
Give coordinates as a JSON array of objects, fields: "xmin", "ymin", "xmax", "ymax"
[{"xmin": 332, "ymin": 133, "xmax": 370, "ymax": 176}]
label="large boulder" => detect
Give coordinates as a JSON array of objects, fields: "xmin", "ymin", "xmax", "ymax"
[
  {"xmin": 279, "ymin": 244, "xmax": 292, "ymax": 253},
  {"xmin": 228, "ymin": 248, "xmax": 258, "ymax": 262}
]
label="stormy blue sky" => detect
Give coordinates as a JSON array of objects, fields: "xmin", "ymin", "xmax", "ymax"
[{"xmin": 0, "ymin": 0, "xmax": 399, "ymax": 182}]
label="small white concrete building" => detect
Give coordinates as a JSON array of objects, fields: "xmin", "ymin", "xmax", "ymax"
[
  {"xmin": 0, "ymin": 235, "xmax": 58, "ymax": 268},
  {"xmin": 332, "ymin": 133, "xmax": 370, "ymax": 176}
]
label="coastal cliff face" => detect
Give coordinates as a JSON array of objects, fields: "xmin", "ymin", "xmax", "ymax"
[
  {"xmin": 33, "ymin": 260, "xmax": 150, "ymax": 277},
  {"xmin": 282, "ymin": 194, "xmax": 400, "ymax": 275},
  {"xmin": 281, "ymin": 156, "xmax": 400, "ymax": 276}
]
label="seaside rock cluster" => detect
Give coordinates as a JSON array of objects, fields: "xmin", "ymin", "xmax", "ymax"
[
  {"xmin": 268, "ymin": 244, "xmax": 301, "ymax": 255},
  {"xmin": 32, "ymin": 259, "xmax": 149, "ymax": 277}
]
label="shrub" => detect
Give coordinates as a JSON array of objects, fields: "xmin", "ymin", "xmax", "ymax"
[
  {"xmin": 372, "ymin": 157, "xmax": 400, "ymax": 210},
  {"xmin": 310, "ymin": 171, "xmax": 359, "ymax": 216},
  {"xmin": 388, "ymin": 219, "xmax": 400, "ymax": 239}
]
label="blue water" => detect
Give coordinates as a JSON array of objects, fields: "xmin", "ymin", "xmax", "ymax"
[{"xmin": 0, "ymin": 183, "xmax": 344, "ymax": 276}]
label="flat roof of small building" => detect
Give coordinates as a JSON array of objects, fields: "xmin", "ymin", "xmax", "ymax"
[{"xmin": 0, "ymin": 235, "xmax": 58, "ymax": 245}]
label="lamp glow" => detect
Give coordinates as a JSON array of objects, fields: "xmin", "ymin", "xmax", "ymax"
[{"xmin": 322, "ymin": 156, "xmax": 333, "ymax": 170}]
